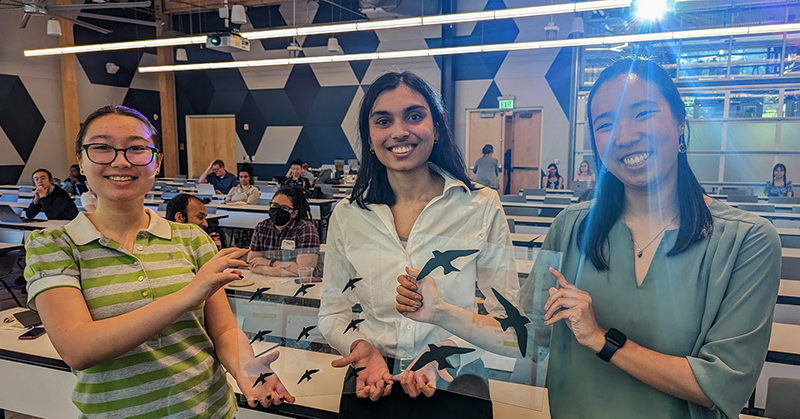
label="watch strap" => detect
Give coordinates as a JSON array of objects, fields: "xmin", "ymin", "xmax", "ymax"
[{"xmin": 596, "ymin": 328, "xmax": 626, "ymax": 362}]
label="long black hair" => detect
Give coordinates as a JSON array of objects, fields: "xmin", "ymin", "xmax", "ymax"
[
  {"xmin": 578, "ymin": 57, "xmax": 713, "ymax": 270},
  {"xmin": 349, "ymin": 71, "xmax": 477, "ymax": 210},
  {"xmin": 274, "ymin": 186, "xmax": 312, "ymax": 221},
  {"xmin": 545, "ymin": 163, "xmax": 562, "ymax": 180},
  {"xmin": 772, "ymin": 163, "xmax": 788, "ymax": 186}
]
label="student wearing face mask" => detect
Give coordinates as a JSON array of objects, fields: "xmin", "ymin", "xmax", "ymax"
[{"xmin": 247, "ymin": 186, "xmax": 320, "ymax": 277}]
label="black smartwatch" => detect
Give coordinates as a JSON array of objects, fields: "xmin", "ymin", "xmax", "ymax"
[
  {"xmin": 596, "ymin": 328, "xmax": 627, "ymax": 362},
  {"xmin": 268, "ymin": 259, "xmax": 277, "ymax": 267}
]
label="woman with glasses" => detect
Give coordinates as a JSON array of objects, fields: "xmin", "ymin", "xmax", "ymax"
[
  {"xmin": 247, "ymin": 185, "xmax": 320, "ymax": 277},
  {"xmin": 24, "ymin": 105, "xmax": 294, "ymax": 419}
]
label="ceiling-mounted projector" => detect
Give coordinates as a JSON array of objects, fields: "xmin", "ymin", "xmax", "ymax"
[{"xmin": 207, "ymin": 31, "xmax": 250, "ymax": 52}]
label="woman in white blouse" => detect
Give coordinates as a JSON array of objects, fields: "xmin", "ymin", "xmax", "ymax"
[
  {"xmin": 225, "ymin": 165, "xmax": 261, "ymax": 204},
  {"xmin": 318, "ymin": 72, "xmax": 520, "ymax": 418}
]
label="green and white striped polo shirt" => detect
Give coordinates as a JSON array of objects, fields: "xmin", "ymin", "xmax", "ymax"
[{"xmin": 24, "ymin": 209, "xmax": 237, "ymax": 419}]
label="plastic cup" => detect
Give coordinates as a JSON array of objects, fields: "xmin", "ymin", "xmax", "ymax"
[{"xmin": 298, "ymin": 267, "xmax": 314, "ymax": 283}]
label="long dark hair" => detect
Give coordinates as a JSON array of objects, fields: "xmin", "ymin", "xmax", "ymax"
[
  {"xmin": 578, "ymin": 58, "xmax": 712, "ymax": 270},
  {"xmin": 545, "ymin": 163, "xmax": 561, "ymax": 180},
  {"xmin": 772, "ymin": 163, "xmax": 788, "ymax": 186},
  {"xmin": 350, "ymin": 71, "xmax": 477, "ymax": 210},
  {"xmin": 274, "ymin": 186, "xmax": 312, "ymax": 221}
]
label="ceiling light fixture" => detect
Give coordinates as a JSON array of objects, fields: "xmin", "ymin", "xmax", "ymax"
[
  {"xmin": 25, "ymin": 0, "xmax": 631, "ymax": 57},
  {"xmin": 138, "ymin": 22, "xmax": 800, "ymax": 74}
]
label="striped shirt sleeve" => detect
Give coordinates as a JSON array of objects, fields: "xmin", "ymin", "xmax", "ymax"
[
  {"xmin": 24, "ymin": 229, "xmax": 82, "ymax": 311},
  {"xmin": 190, "ymin": 225, "xmax": 218, "ymax": 268}
]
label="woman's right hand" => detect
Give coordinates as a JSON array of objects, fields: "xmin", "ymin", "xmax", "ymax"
[
  {"xmin": 182, "ymin": 247, "xmax": 249, "ymax": 307},
  {"xmin": 331, "ymin": 340, "xmax": 393, "ymax": 401}
]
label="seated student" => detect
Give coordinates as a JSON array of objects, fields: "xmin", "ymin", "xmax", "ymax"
[
  {"xmin": 165, "ymin": 193, "xmax": 209, "ymax": 229},
  {"xmin": 226, "ymin": 165, "xmax": 261, "ymax": 204},
  {"xmin": 247, "ymin": 186, "xmax": 319, "ymax": 277},
  {"xmin": 80, "ymin": 182, "xmax": 97, "ymax": 212},
  {"xmin": 62, "ymin": 164, "xmax": 87, "ymax": 196},
  {"xmin": 199, "ymin": 159, "xmax": 238, "ymax": 194},
  {"xmin": 541, "ymin": 163, "xmax": 564, "ymax": 189},
  {"xmin": 301, "ymin": 161, "xmax": 316, "ymax": 186},
  {"xmin": 282, "ymin": 159, "xmax": 312, "ymax": 189},
  {"xmin": 25, "ymin": 168, "xmax": 79, "ymax": 220},
  {"xmin": 573, "ymin": 160, "xmax": 596, "ymax": 186},
  {"xmin": 764, "ymin": 163, "xmax": 793, "ymax": 197}
]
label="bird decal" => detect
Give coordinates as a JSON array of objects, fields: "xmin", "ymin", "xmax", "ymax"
[
  {"xmin": 345, "ymin": 366, "xmax": 366, "ymax": 382},
  {"xmin": 293, "ymin": 283, "xmax": 316, "ymax": 298},
  {"xmin": 297, "ymin": 369, "xmax": 320, "ymax": 384},
  {"xmin": 249, "ymin": 329, "xmax": 272, "ymax": 345},
  {"xmin": 341, "ymin": 277, "xmax": 363, "ymax": 293},
  {"xmin": 297, "ymin": 325, "xmax": 316, "ymax": 341},
  {"xmin": 415, "ymin": 249, "xmax": 479, "ymax": 281},
  {"xmin": 252, "ymin": 371, "xmax": 274, "ymax": 388},
  {"xmin": 248, "ymin": 287, "xmax": 271, "ymax": 303},
  {"xmin": 344, "ymin": 318, "xmax": 365, "ymax": 334},
  {"xmin": 410, "ymin": 343, "xmax": 475, "ymax": 372},
  {"xmin": 491, "ymin": 287, "xmax": 530, "ymax": 357}
]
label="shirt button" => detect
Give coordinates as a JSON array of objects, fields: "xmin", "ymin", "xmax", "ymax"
[
  {"xmin": 142, "ymin": 290, "xmax": 149, "ymax": 297},
  {"xmin": 137, "ymin": 245, "xmax": 144, "ymax": 251},
  {"xmin": 133, "ymin": 261, "xmax": 139, "ymax": 266},
  {"xmin": 137, "ymin": 276, "xmax": 144, "ymax": 282},
  {"xmin": 407, "ymin": 325, "xmax": 413, "ymax": 330}
]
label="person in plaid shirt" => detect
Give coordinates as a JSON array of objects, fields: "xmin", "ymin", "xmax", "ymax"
[{"xmin": 247, "ymin": 185, "xmax": 320, "ymax": 276}]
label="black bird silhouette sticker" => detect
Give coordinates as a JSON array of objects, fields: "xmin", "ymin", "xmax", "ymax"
[
  {"xmin": 345, "ymin": 366, "xmax": 366, "ymax": 382},
  {"xmin": 491, "ymin": 287, "xmax": 530, "ymax": 357},
  {"xmin": 249, "ymin": 329, "xmax": 272, "ymax": 344},
  {"xmin": 297, "ymin": 369, "xmax": 320, "ymax": 384},
  {"xmin": 341, "ymin": 277, "xmax": 363, "ymax": 293},
  {"xmin": 297, "ymin": 325, "xmax": 316, "ymax": 341},
  {"xmin": 410, "ymin": 343, "xmax": 475, "ymax": 372},
  {"xmin": 416, "ymin": 249, "xmax": 479, "ymax": 281},
  {"xmin": 248, "ymin": 287, "xmax": 271, "ymax": 303},
  {"xmin": 344, "ymin": 318, "xmax": 365, "ymax": 334},
  {"xmin": 293, "ymin": 283, "xmax": 316, "ymax": 298},
  {"xmin": 252, "ymin": 371, "xmax": 274, "ymax": 388}
]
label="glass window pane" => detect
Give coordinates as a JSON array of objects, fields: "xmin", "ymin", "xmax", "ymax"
[
  {"xmin": 723, "ymin": 154, "xmax": 774, "ymax": 183},
  {"xmin": 783, "ymin": 89, "xmax": 800, "ymax": 117},
  {"xmin": 682, "ymin": 92, "xmax": 725, "ymax": 119},
  {"xmin": 678, "ymin": 38, "xmax": 730, "ymax": 80},
  {"xmin": 726, "ymin": 122, "xmax": 776, "ymax": 151},
  {"xmin": 779, "ymin": 122, "xmax": 800, "ymax": 151},
  {"xmin": 688, "ymin": 122, "xmax": 723, "ymax": 151},
  {"xmin": 687, "ymin": 155, "xmax": 719, "ymax": 182},
  {"xmin": 729, "ymin": 91, "xmax": 779, "ymax": 118},
  {"xmin": 728, "ymin": 35, "xmax": 783, "ymax": 78}
]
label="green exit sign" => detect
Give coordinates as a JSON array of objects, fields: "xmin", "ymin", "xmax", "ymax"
[{"xmin": 499, "ymin": 99, "xmax": 515, "ymax": 109}]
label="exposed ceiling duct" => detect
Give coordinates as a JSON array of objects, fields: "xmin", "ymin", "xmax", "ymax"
[{"xmin": 359, "ymin": 0, "xmax": 440, "ymax": 19}]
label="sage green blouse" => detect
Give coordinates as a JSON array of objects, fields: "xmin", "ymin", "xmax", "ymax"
[{"xmin": 540, "ymin": 200, "xmax": 780, "ymax": 419}]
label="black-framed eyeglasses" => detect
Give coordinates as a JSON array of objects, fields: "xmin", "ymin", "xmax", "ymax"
[
  {"xmin": 269, "ymin": 203, "xmax": 295, "ymax": 212},
  {"xmin": 82, "ymin": 144, "xmax": 159, "ymax": 166}
]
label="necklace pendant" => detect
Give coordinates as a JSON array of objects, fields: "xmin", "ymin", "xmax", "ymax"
[{"xmin": 637, "ymin": 250, "xmax": 643, "ymax": 258}]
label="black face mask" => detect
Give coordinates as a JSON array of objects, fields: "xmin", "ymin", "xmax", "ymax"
[{"xmin": 269, "ymin": 207, "xmax": 292, "ymax": 226}]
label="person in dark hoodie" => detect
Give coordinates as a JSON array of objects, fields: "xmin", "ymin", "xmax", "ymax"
[{"xmin": 25, "ymin": 168, "xmax": 79, "ymax": 220}]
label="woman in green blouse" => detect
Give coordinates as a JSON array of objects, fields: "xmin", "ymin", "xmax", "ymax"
[{"xmin": 395, "ymin": 58, "xmax": 781, "ymax": 418}]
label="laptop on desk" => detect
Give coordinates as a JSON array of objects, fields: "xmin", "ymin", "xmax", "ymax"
[
  {"xmin": 0, "ymin": 204, "xmax": 44, "ymax": 223},
  {"xmin": 196, "ymin": 184, "xmax": 215, "ymax": 196}
]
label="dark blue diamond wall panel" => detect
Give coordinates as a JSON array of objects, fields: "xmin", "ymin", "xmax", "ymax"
[
  {"xmin": 479, "ymin": 81, "xmax": 503, "ymax": 109},
  {"xmin": 206, "ymin": 69, "xmax": 249, "ymax": 114},
  {"xmin": 306, "ymin": 86, "xmax": 358, "ymax": 127},
  {"xmin": 247, "ymin": 5, "xmax": 291, "ymax": 50},
  {"xmin": 288, "ymin": 126, "xmax": 356, "ymax": 168},
  {"xmin": 0, "ymin": 166, "xmax": 25, "ymax": 185},
  {"xmin": 176, "ymin": 72, "xmax": 215, "ymax": 114},
  {"xmin": 250, "ymin": 90, "xmax": 303, "ymax": 126},
  {"xmin": 350, "ymin": 62, "xmax": 370, "ymax": 83},
  {"xmin": 122, "ymin": 89, "xmax": 162, "ymax": 137},
  {"xmin": 312, "ymin": 0, "xmax": 362, "ymax": 24},
  {"xmin": 284, "ymin": 66, "xmax": 321, "ymax": 122},
  {"xmin": 304, "ymin": 31, "xmax": 380, "ymax": 54},
  {"xmin": 545, "ymin": 48, "xmax": 574, "ymax": 117},
  {"xmin": 237, "ymin": 92, "xmax": 268, "ymax": 156},
  {"xmin": 0, "ymin": 75, "xmax": 45, "ymax": 162}
]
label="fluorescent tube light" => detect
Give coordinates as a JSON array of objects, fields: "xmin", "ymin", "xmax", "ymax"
[
  {"xmin": 422, "ymin": 11, "xmax": 495, "ymax": 25},
  {"xmin": 297, "ymin": 23, "xmax": 358, "ymax": 36},
  {"xmin": 245, "ymin": 28, "xmax": 299, "ymax": 40},
  {"xmin": 356, "ymin": 17, "xmax": 422, "ymax": 30}
]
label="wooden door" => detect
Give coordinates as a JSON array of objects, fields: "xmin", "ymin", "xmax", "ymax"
[
  {"xmin": 508, "ymin": 110, "xmax": 542, "ymax": 193},
  {"xmin": 466, "ymin": 111, "xmax": 504, "ymax": 190},
  {"xmin": 186, "ymin": 116, "xmax": 237, "ymax": 177}
]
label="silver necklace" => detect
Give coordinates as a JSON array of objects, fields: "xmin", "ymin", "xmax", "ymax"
[{"xmin": 629, "ymin": 215, "xmax": 679, "ymax": 258}]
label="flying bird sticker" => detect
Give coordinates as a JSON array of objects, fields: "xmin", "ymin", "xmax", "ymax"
[
  {"xmin": 293, "ymin": 283, "xmax": 316, "ymax": 298},
  {"xmin": 345, "ymin": 366, "xmax": 366, "ymax": 382},
  {"xmin": 410, "ymin": 343, "xmax": 475, "ymax": 371},
  {"xmin": 252, "ymin": 371, "xmax": 274, "ymax": 388},
  {"xmin": 341, "ymin": 277, "xmax": 362, "ymax": 293},
  {"xmin": 344, "ymin": 318, "xmax": 365, "ymax": 334},
  {"xmin": 249, "ymin": 330, "xmax": 272, "ymax": 345},
  {"xmin": 248, "ymin": 287, "xmax": 271, "ymax": 303},
  {"xmin": 297, "ymin": 369, "xmax": 320, "ymax": 384},
  {"xmin": 416, "ymin": 249, "xmax": 479, "ymax": 281},
  {"xmin": 297, "ymin": 325, "xmax": 316, "ymax": 341},
  {"xmin": 491, "ymin": 287, "xmax": 530, "ymax": 357}
]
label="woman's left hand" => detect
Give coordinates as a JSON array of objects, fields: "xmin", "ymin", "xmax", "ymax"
[
  {"xmin": 543, "ymin": 267, "xmax": 605, "ymax": 352},
  {"xmin": 237, "ymin": 351, "xmax": 296, "ymax": 408},
  {"xmin": 396, "ymin": 267, "xmax": 443, "ymax": 324}
]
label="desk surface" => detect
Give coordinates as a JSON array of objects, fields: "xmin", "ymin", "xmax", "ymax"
[
  {"xmin": 0, "ymin": 219, "xmax": 68, "ymax": 230},
  {"xmin": 502, "ymin": 202, "xmax": 569, "ymax": 210},
  {"xmin": 0, "ymin": 242, "xmax": 23, "ymax": 251},
  {"xmin": 506, "ymin": 216, "xmax": 556, "ymax": 226},
  {"xmin": 209, "ymin": 200, "xmax": 336, "ymax": 213}
]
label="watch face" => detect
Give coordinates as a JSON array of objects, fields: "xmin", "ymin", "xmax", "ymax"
[{"xmin": 607, "ymin": 328, "xmax": 626, "ymax": 347}]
